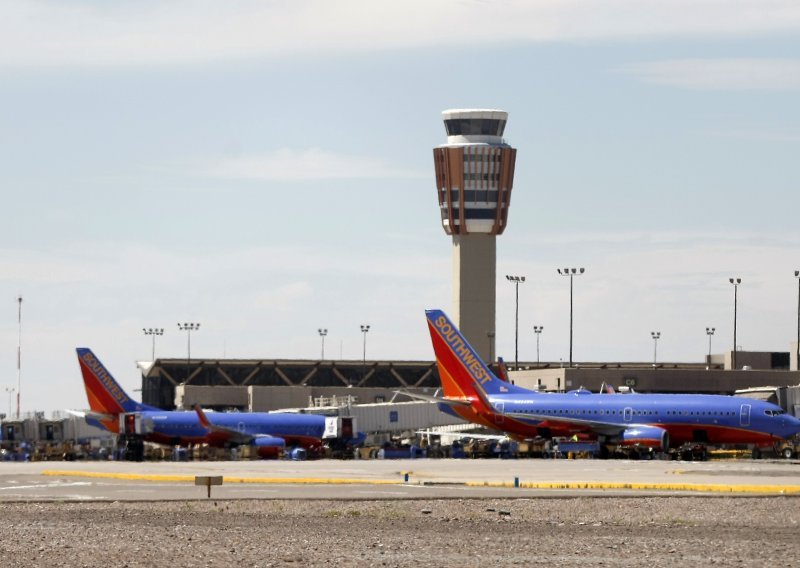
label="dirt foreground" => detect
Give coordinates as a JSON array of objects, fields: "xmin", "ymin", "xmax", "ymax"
[{"xmin": 2, "ymin": 497, "xmax": 798, "ymax": 567}]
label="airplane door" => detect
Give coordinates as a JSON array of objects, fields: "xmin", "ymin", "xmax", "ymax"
[
  {"xmin": 739, "ymin": 404, "xmax": 751, "ymax": 427},
  {"xmin": 495, "ymin": 402, "xmax": 504, "ymax": 424},
  {"xmin": 623, "ymin": 407, "xmax": 633, "ymax": 422}
]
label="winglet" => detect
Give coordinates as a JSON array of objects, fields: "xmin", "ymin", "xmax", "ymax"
[
  {"xmin": 194, "ymin": 404, "xmax": 212, "ymax": 429},
  {"xmin": 189, "ymin": 404, "xmax": 211, "ymax": 430},
  {"xmin": 496, "ymin": 357, "xmax": 510, "ymax": 382},
  {"xmin": 600, "ymin": 382, "xmax": 616, "ymax": 394}
]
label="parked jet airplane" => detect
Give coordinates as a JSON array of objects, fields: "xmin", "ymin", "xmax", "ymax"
[
  {"xmin": 407, "ymin": 309, "xmax": 800, "ymax": 455},
  {"xmin": 75, "ymin": 347, "xmax": 348, "ymax": 458}
]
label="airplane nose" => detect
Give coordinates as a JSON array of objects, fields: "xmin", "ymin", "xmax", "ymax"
[{"xmin": 786, "ymin": 415, "xmax": 800, "ymax": 437}]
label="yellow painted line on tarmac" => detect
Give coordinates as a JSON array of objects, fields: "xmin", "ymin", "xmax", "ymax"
[
  {"xmin": 465, "ymin": 480, "xmax": 800, "ymax": 494},
  {"xmin": 41, "ymin": 471, "xmax": 800, "ymax": 493},
  {"xmin": 41, "ymin": 470, "xmax": 403, "ymax": 485}
]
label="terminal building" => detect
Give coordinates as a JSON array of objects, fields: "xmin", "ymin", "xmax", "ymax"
[{"xmin": 136, "ymin": 346, "xmax": 800, "ymax": 414}]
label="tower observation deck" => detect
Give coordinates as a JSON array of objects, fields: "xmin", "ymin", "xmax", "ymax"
[{"xmin": 433, "ymin": 109, "xmax": 518, "ymax": 362}]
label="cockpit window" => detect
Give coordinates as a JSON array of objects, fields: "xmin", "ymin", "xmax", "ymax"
[{"xmin": 764, "ymin": 409, "xmax": 785, "ymax": 416}]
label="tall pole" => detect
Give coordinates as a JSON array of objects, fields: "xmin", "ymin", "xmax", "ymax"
[
  {"xmin": 651, "ymin": 331, "xmax": 661, "ymax": 365},
  {"xmin": 318, "ymin": 328, "xmax": 328, "ymax": 360},
  {"xmin": 795, "ymin": 271, "xmax": 800, "ymax": 371},
  {"xmin": 360, "ymin": 324, "xmax": 370, "ymax": 385},
  {"xmin": 706, "ymin": 327, "xmax": 715, "ymax": 367},
  {"xmin": 143, "ymin": 328, "xmax": 164, "ymax": 361},
  {"xmin": 177, "ymin": 323, "xmax": 200, "ymax": 381},
  {"xmin": 486, "ymin": 331, "xmax": 495, "ymax": 364},
  {"xmin": 533, "ymin": 326, "xmax": 543, "ymax": 365},
  {"xmin": 16, "ymin": 295, "xmax": 22, "ymax": 419},
  {"xmin": 558, "ymin": 268, "xmax": 585, "ymax": 368},
  {"xmin": 729, "ymin": 278, "xmax": 741, "ymax": 370},
  {"xmin": 505, "ymin": 275, "xmax": 525, "ymax": 369}
]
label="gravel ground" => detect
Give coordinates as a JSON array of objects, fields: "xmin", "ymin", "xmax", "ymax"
[{"xmin": 2, "ymin": 497, "xmax": 798, "ymax": 567}]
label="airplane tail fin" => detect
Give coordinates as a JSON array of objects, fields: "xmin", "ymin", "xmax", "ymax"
[
  {"xmin": 76, "ymin": 348, "xmax": 155, "ymax": 431},
  {"xmin": 425, "ymin": 310, "xmax": 529, "ymax": 409}
]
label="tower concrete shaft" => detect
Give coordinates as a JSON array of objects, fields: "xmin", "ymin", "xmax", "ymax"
[{"xmin": 433, "ymin": 109, "xmax": 517, "ymax": 362}]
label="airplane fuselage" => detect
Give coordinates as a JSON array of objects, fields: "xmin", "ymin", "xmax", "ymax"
[
  {"xmin": 421, "ymin": 308, "xmax": 800, "ymax": 452},
  {"xmin": 468, "ymin": 390, "xmax": 797, "ymax": 447},
  {"xmin": 128, "ymin": 411, "xmax": 327, "ymax": 449}
]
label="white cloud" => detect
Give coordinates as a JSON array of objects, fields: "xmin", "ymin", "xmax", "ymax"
[
  {"xmin": 205, "ymin": 148, "xmax": 425, "ymax": 181},
  {"xmin": 3, "ymin": 1, "xmax": 800, "ymax": 68},
  {"xmin": 618, "ymin": 58, "xmax": 800, "ymax": 91}
]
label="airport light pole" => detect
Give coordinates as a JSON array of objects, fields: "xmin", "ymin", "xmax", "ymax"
[
  {"xmin": 486, "ymin": 331, "xmax": 495, "ymax": 364},
  {"xmin": 651, "ymin": 331, "xmax": 661, "ymax": 365},
  {"xmin": 533, "ymin": 325, "xmax": 543, "ymax": 365},
  {"xmin": 505, "ymin": 275, "xmax": 525, "ymax": 369},
  {"xmin": 795, "ymin": 271, "xmax": 800, "ymax": 371},
  {"xmin": 177, "ymin": 323, "xmax": 200, "ymax": 382},
  {"xmin": 360, "ymin": 324, "xmax": 370, "ymax": 385},
  {"xmin": 318, "ymin": 328, "xmax": 328, "ymax": 361},
  {"xmin": 706, "ymin": 327, "xmax": 715, "ymax": 367},
  {"xmin": 557, "ymin": 268, "xmax": 585, "ymax": 368},
  {"xmin": 16, "ymin": 295, "xmax": 22, "ymax": 419},
  {"xmin": 142, "ymin": 328, "xmax": 164, "ymax": 361},
  {"xmin": 729, "ymin": 278, "xmax": 741, "ymax": 370}
]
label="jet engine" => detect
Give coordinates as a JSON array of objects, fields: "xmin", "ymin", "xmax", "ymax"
[
  {"xmin": 618, "ymin": 425, "xmax": 669, "ymax": 451},
  {"xmin": 251, "ymin": 436, "xmax": 286, "ymax": 459}
]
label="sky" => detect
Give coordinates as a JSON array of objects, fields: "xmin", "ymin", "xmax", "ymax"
[{"xmin": 1, "ymin": 0, "xmax": 799, "ymax": 415}]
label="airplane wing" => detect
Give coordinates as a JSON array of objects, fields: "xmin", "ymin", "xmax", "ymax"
[
  {"xmin": 502, "ymin": 411, "xmax": 629, "ymax": 437},
  {"xmin": 393, "ymin": 390, "xmax": 473, "ymax": 407},
  {"xmin": 193, "ymin": 405, "xmax": 266, "ymax": 446}
]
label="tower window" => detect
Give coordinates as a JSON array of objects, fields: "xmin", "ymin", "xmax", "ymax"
[{"xmin": 445, "ymin": 119, "xmax": 506, "ymax": 137}]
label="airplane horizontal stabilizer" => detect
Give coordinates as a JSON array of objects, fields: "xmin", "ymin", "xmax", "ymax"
[
  {"xmin": 64, "ymin": 409, "xmax": 115, "ymax": 423},
  {"xmin": 394, "ymin": 390, "xmax": 473, "ymax": 407}
]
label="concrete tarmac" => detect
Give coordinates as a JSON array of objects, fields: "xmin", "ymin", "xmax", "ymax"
[{"xmin": 1, "ymin": 458, "xmax": 799, "ymax": 501}]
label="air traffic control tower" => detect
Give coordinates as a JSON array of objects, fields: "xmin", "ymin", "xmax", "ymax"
[{"xmin": 433, "ymin": 109, "xmax": 517, "ymax": 362}]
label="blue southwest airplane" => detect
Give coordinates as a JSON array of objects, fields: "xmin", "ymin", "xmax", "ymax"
[
  {"xmin": 75, "ymin": 347, "xmax": 349, "ymax": 458},
  {"xmin": 410, "ymin": 309, "xmax": 800, "ymax": 453}
]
